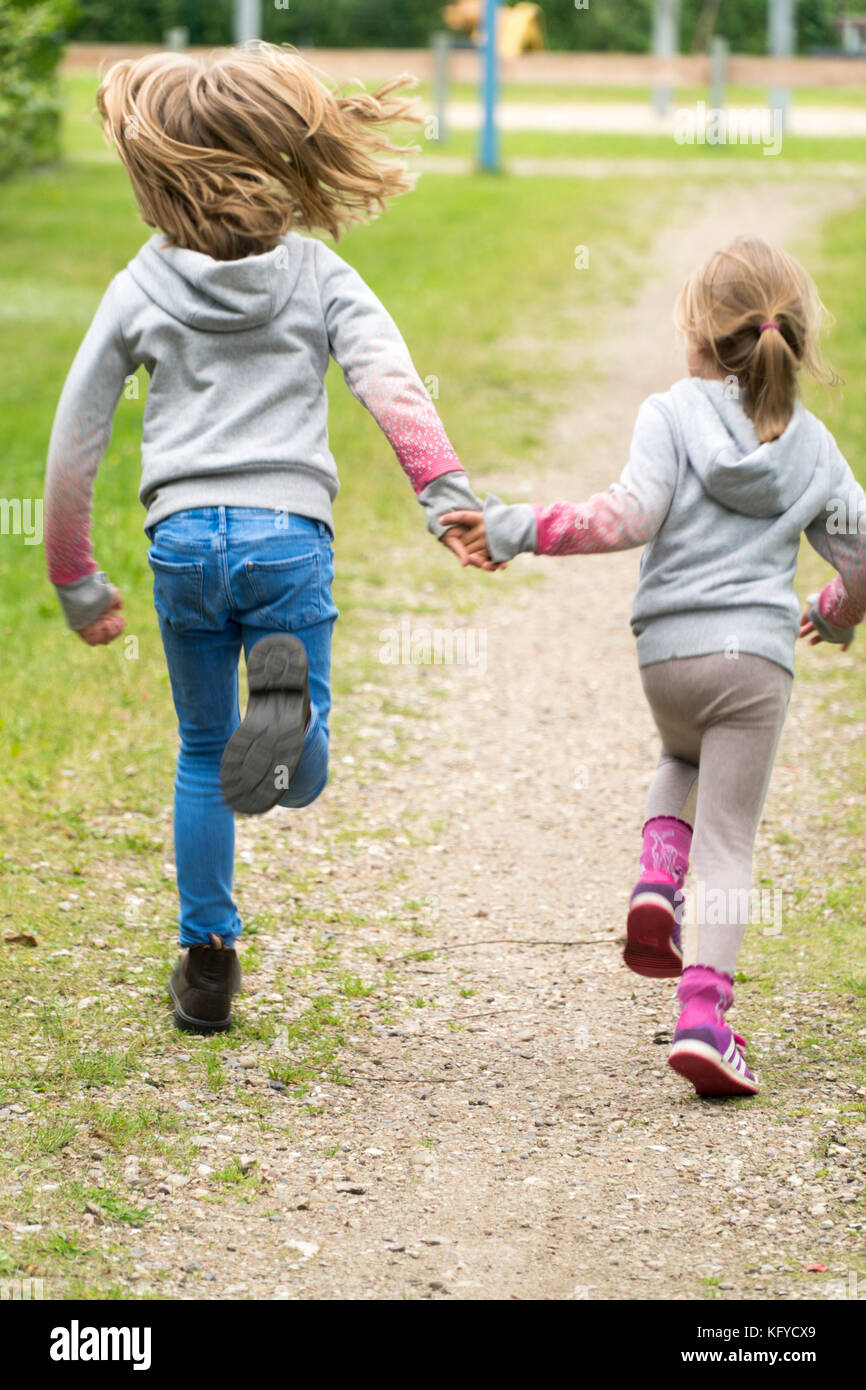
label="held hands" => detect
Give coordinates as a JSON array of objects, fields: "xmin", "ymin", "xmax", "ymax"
[
  {"xmin": 440, "ymin": 510, "xmax": 499, "ymax": 570},
  {"xmin": 76, "ymin": 586, "xmax": 125, "ymax": 646}
]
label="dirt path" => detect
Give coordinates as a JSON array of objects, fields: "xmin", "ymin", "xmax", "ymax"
[{"xmin": 125, "ymin": 181, "xmax": 864, "ymax": 1301}]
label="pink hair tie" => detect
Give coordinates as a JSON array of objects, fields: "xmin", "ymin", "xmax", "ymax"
[{"xmin": 759, "ymin": 321, "xmax": 780, "ymax": 333}]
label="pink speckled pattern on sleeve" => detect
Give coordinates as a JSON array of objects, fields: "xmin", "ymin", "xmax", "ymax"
[
  {"xmin": 533, "ymin": 488, "xmax": 669, "ymax": 556},
  {"xmin": 45, "ymin": 415, "xmax": 106, "ymax": 586},
  {"xmin": 343, "ymin": 356, "xmax": 464, "ymax": 494},
  {"xmin": 818, "ymin": 571, "xmax": 866, "ymax": 630}
]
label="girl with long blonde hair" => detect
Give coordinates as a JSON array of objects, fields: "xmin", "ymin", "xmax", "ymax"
[{"xmin": 44, "ymin": 44, "xmax": 489, "ymax": 1033}]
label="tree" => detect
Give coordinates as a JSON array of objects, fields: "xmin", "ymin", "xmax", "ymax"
[{"xmin": 0, "ymin": 0, "xmax": 74, "ymax": 177}]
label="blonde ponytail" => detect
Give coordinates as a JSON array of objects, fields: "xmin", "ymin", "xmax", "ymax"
[
  {"xmin": 749, "ymin": 319, "xmax": 799, "ymax": 443},
  {"xmin": 674, "ymin": 237, "xmax": 838, "ymax": 443}
]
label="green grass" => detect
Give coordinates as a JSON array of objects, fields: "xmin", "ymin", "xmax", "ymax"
[{"xmin": 423, "ymin": 129, "xmax": 866, "ymax": 164}]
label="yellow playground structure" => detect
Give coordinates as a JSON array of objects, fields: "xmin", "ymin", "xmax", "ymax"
[{"xmin": 442, "ymin": 1, "xmax": 546, "ymax": 59}]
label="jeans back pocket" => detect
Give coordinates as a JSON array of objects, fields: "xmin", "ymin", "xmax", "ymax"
[
  {"xmin": 148, "ymin": 553, "xmax": 205, "ymax": 632},
  {"xmin": 243, "ymin": 551, "xmax": 324, "ymax": 631}
]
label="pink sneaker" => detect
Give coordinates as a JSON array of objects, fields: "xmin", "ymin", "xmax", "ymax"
[
  {"xmin": 668, "ymin": 1022, "xmax": 758, "ymax": 1097},
  {"xmin": 623, "ymin": 879, "xmax": 683, "ymax": 978}
]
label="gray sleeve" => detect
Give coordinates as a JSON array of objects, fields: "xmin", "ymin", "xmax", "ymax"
[
  {"xmin": 55, "ymin": 571, "xmax": 116, "ymax": 631},
  {"xmin": 803, "ymin": 432, "xmax": 866, "ymax": 634},
  {"xmin": 44, "ymin": 273, "xmax": 136, "ymax": 627},
  {"xmin": 315, "ymin": 241, "xmax": 467, "ymax": 495},
  {"xmin": 417, "ymin": 471, "xmax": 484, "ymax": 539},
  {"xmin": 483, "ymin": 494, "xmax": 538, "ymax": 563}
]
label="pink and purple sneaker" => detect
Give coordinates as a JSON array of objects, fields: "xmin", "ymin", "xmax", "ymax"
[
  {"xmin": 624, "ymin": 817, "xmax": 692, "ymax": 979},
  {"xmin": 668, "ymin": 965, "xmax": 758, "ymax": 1096},
  {"xmin": 668, "ymin": 1023, "xmax": 758, "ymax": 1097},
  {"xmin": 623, "ymin": 878, "xmax": 683, "ymax": 978}
]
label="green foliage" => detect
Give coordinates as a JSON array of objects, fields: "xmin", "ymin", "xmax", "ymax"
[
  {"xmin": 66, "ymin": 1, "xmax": 844, "ymax": 55},
  {"xmin": 71, "ymin": 1, "xmax": 233, "ymax": 47},
  {"xmin": 69, "ymin": 0, "xmax": 442, "ymax": 48},
  {"xmin": 0, "ymin": 0, "xmax": 71, "ymax": 176}
]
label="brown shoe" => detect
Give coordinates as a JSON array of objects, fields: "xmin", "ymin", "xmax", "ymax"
[{"xmin": 169, "ymin": 933, "xmax": 242, "ymax": 1033}]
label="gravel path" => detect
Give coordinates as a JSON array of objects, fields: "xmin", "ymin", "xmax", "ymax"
[{"xmin": 123, "ymin": 182, "xmax": 864, "ymax": 1301}]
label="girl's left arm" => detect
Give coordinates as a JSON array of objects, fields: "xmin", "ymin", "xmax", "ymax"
[
  {"xmin": 44, "ymin": 275, "xmax": 138, "ymax": 629},
  {"xmin": 315, "ymin": 242, "xmax": 484, "ymax": 538},
  {"xmin": 482, "ymin": 396, "xmax": 679, "ymax": 563}
]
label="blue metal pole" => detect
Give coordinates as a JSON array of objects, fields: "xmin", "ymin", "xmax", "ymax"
[{"xmin": 479, "ymin": 0, "xmax": 500, "ymax": 172}]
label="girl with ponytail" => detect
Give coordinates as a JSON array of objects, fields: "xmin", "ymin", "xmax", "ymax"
[{"xmin": 441, "ymin": 237, "xmax": 866, "ymax": 1098}]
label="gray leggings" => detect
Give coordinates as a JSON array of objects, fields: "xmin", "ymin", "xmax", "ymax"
[{"xmin": 640, "ymin": 653, "xmax": 792, "ymax": 976}]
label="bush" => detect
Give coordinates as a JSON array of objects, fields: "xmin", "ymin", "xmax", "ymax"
[{"xmin": 0, "ymin": 0, "xmax": 70, "ymax": 177}]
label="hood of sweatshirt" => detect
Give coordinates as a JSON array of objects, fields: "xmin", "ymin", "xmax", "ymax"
[
  {"xmin": 126, "ymin": 233, "xmax": 304, "ymax": 333},
  {"xmin": 667, "ymin": 376, "xmax": 822, "ymax": 518}
]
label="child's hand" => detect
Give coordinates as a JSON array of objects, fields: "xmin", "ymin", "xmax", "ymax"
[
  {"xmin": 799, "ymin": 607, "xmax": 850, "ymax": 652},
  {"xmin": 76, "ymin": 587, "xmax": 125, "ymax": 646},
  {"xmin": 440, "ymin": 523, "xmax": 502, "ymax": 572},
  {"xmin": 441, "ymin": 511, "xmax": 501, "ymax": 570}
]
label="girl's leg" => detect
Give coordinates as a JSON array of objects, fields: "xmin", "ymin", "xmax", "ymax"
[
  {"xmin": 687, "ymin": 657, "xmax": 792, "ymax": 975},
  {"xmin": 645, "ymin": 752, "xmax": 699, "ymax": 826},
  {"xmin": 157, "ymin": 617, "xmax": 245, "ymax": 948},
  {"xmin": 148, "ymin": 509, "xmax": 244, "ymax": 949},
  {"xmin": 224, "ymin": 510, "xmax": 339, "ymax": 812},
  {"xmin": 666, "ymin": 654, "xmax": 791, "ymax": 1096},
  {"xmin": 242, "ymin": 610, "xmax": 334, "ymax": 809},
  {"xmin": 624, "ymin": 664, "xmax": 700, "ymax": 977}
]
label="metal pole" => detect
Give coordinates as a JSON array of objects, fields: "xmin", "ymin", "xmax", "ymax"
[
  {"xmin": 233, "ymin": 0, "xmax": 262, "ymax": 46},
  {"xmin": 651, "ymin": 0, "xmax": 679, "ymax": 119},
  {"xmin": 768, "ymin": 0, "xmax": 794, "ymax": 132},
  {"xmin": 479, "ymin": 0, "xmax": 501, "ymax": 172},
  {"xmin": 432, "ymin": 32, "xmax": 451, "ymax": 145},
  {"xmin": 709, "ymin": 35, "xmax": 728, "ymax": 113}
]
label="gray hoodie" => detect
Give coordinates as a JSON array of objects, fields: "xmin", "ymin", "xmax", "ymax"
[
  {"xmin": 45, "ymin": 232, "xmax": 481, "ymax": 629},
  {"xmin": 484, "ymin": 377, "xmax": 866, "ymax": 675}
]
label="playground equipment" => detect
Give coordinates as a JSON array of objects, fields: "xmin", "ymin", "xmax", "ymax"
[
  {"xmin": 650, "ymin": 0, "xmax": 795, "ymax": 130},
  {"xmin": 443, "ymin": 1, "xmax": 546, "ymax": 59}
]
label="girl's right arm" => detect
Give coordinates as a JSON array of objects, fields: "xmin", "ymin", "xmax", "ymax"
[{"xmin": 803, "ymin": 435, "xmax": 866, "ymax": 646}]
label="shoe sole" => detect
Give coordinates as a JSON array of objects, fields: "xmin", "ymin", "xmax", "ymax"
[
  {"xmin": 623, "ymin": 894, "xmax": 682, "ymax": 979},
  {"xmin": 169, "ymin": 978, "xmax": 233, "ymax": 1034},
  {"xmin": 220, "ymin": 634, "xmax": 309, "ymax": 816},
  {"xmin": 668, "ymin": 1040, "xmax": 759, "ymax": 1097}
]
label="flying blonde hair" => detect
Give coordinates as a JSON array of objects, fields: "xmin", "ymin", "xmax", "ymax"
[
  {"xmin": 674, "ymin": 236, "xmax": 838, "ymax": 443},
  {"xmin": 97, "ymin": 43, "xmax": 421, "ymax": 260}
]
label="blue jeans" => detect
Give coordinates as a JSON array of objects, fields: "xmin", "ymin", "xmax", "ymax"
[{"xmin": 145, "ymin": 507, "xmax": 338, "ymax": 948}]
